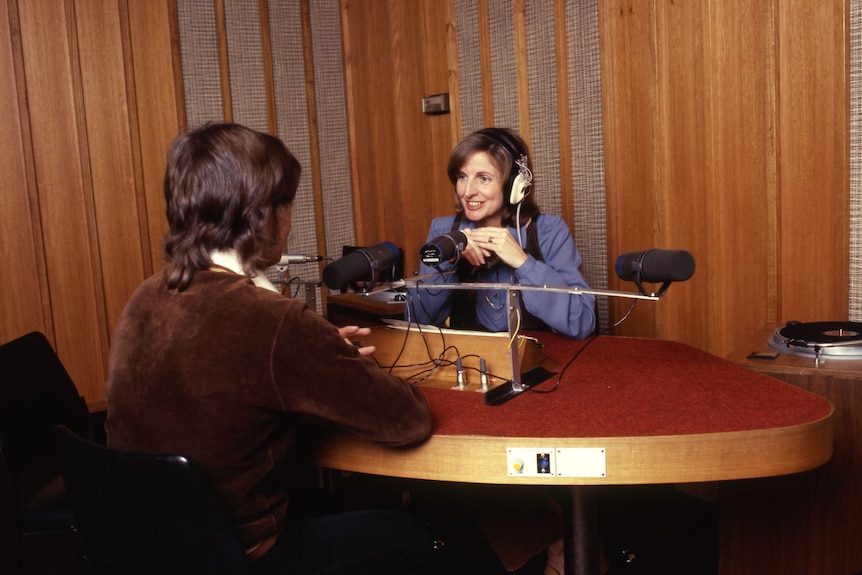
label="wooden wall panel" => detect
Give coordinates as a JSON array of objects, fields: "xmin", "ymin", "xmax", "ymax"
[
  {"xmin": 704, "ymin": 0, "xmax": 778, "ymax": 357},
  {"xmin": 776, "ymin": 0, "xmax": 849, "ymax": 322},
  {"xmin": 342, "ymin": 0, "xmax": 456, "ymax": 275},
  {"xmin": 126, "ymin": 0, "xmax": 183, "ymax": 272},
  {"xmin": 0, "ymin": 0, "xmax": 852, "ymax": 402},
  {"xmin": 1, "ymin": 0, "xmax": 180, "ymax": 409},
  {"xmin": 599, "ymin": 0, "xmax": 848, "ymax": 356},
  {"xmin": 423, "ymin": 0, "xmax": 461, "ymax": 223},
  {"xmin": 387, "ymin": 1, "xmax": 433, "ymax": 264},
  {"xmin": 0, "ymin": 0, "xmax": 49, "ymax": 339},
  {"xmin": 653, "ymin": 2, "xmax": 710, "ymax": 350},
  {"xmin": 74, "ymin": 0, "xmax": 143, "ymax": 338},
  {"xmin": 16, "ymin": 0, "xmax": 107, "ymax": 404},
  {"xmin": 342, "ymin": 2, "xmax": 390, "ymax": 245},
  {"xmin": 600, "ymin": 1, "xmax": 661, "ymax": 338}
]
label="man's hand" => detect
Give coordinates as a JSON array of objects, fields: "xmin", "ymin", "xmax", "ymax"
[{"xmin": 338, "ymin": 325, "xmax": 376, "ymax": 356}]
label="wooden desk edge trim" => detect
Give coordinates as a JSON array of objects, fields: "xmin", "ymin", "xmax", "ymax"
[{"xmin": 310, "ymin": 412, "xmax": 834, "ymax": 486}]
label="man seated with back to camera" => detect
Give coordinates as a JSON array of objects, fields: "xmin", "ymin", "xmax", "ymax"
[
  {"xmin": 105, "ymin": 123, "xmax": 433, "ymax": 575},
  {"xmin": 406, "ymin": 127, "xmax": 595, "ymax": 339},
  {"xmin": 405, "ymin": 128, "xmax": 597, "ymax": 575}
]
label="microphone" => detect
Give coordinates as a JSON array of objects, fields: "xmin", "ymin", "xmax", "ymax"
[
  {"xmin": 322, "ymin": 241, "xmax": 399, "ymax": 290},
  {"xmin": 418, "ymin": 230, "xmax": 500, "ymax": 270},
  {"xmin": 278, "ymin": 254, "xmax": 325, "ymax": 266},
  {"xmin": 419, "ymin": 231, "xmax": 467, "ymax": 265},
  {"xmin": 615, "ymin": 249, "xmax": 695, "ymax": 283}
]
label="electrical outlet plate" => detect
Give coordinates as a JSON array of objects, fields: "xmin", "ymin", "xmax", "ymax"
[
  {"xmin": 507, "ymin": 447, "xmax": 556, "ymax": 477},
  {"xmin": 506, "ymin": 447, "xmax": 607, "ymax": 478}
]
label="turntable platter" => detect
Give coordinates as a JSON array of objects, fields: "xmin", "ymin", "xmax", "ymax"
[{"xmin": 768, "ymin": 321, "xmax": 862, "ymax": 359}]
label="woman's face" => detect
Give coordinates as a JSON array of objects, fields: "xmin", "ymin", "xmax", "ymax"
[{"xmin": 455, "ymin": 151, "xmax": 505, "ymax": 228}]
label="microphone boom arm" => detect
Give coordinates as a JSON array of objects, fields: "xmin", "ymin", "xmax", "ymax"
[{"xmin": 398, "ymin": 278, "xmax": 663, "ymax": 300}]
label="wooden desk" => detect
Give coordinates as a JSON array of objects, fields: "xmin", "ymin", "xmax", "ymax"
[
  {"xmin": 310, "ymin": 331, "xmax": 834, "ymax": 575},
  {"xmin": 326, "ymin": 292, "xmax": 405, "ymax": 327},
  {"xmin": 723, "ymin": 325, "xmax": 862, "ymax": 575}
]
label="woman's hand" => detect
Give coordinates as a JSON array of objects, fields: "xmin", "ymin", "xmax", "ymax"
[
  {"xmin": 337, "ymin": 325, "xmax": 376, "ymax": 356},
  {"xmin": 463, "ymin": 227, "xmax": 528, "ymax": 270}
]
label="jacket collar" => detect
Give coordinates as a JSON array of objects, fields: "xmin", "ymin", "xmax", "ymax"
[{"xmin": 209, "ymin": 249, "xmax": 280, "ymax": 293}]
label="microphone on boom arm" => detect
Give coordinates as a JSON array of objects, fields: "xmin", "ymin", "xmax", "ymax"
[
  {"xmin": 418, "ymin": 230, "xmax": 500, "ymax": 270},
  {"xmin": 615, "ymin": 249, "xmax": 695, "ymax": 297},
  {"xmin": 419, "ymin": 231, "xmax": 467, "ymax": 266},
  {"xmin": 322, "ymin": 241, "xmax": 400, "ymax": 291}
]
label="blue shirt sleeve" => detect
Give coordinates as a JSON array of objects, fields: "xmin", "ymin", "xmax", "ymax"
[{"xmin": 513, "ymin": 215, "xmax": 596, "ymax": 339}]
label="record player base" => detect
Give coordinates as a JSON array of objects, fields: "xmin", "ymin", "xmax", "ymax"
[{"xmin": 723, "ymin": 324, "xmax": 862, "ymax": 575}]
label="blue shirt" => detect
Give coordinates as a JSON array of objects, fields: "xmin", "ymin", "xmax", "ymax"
[{"xmin": 406, "ymin": 214, "xmax": 596, "ymax": 339}]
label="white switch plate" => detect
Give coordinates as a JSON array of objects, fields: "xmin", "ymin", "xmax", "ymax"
[{"xmin": 555, "ymin": 448, "xmax": 606, "ymax": 478}]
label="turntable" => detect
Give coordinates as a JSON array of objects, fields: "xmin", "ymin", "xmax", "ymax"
[{"xmin": 767, "ymin": 320, "xmax": 862, "ymax": 362}]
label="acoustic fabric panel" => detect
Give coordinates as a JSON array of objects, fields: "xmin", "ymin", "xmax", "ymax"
[
  {"xmin": 525, "ymin": 0, "xmax": 563, "ymax": 215},
  {"xmin": 308, "ymin": 0, "xmax": 355, "ymax": 262},
  {"xmin": 566, "ymin": 0, "xmax": 609, "ymax": 325},
  {"xmin": 176, "ymin": 0, "xmax": 222, "ymax": 128},
  {"xmin": 488, "ymin": 0, "xmax": 518, "ymax": 129},
  {"xmin": 851, "ymin": 0, "xmax": 862, "ymax": 319},
  {"xmin": 224, "ymin": 0, "xmax": 268, "ymax": 131},
  {"xmin": 455, "ymin": 0, "xmax": 483, "ymax": 134},
  {"xmin": 268, "ymin": 1, "xmax": 320, "ymax": 271},
  {"xmin": 174, "ymin": 0, "xmax": 343, "ymax": 311}
]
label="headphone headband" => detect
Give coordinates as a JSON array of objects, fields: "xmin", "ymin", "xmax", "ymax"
[
  {"xmin": 477, "ymin": 128, "xmax": 526, "ymax": 162},
  {"xmin": 476, "ymin": 128, "xmax": 532, "ymax": 206}
]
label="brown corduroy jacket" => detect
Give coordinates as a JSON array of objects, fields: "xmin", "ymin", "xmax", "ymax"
[{"xmin": 105, "ymin": 268, "xmax": 431, "ymax": 559}]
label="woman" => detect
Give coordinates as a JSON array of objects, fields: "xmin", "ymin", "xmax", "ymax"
[
  {"xmin": 407, "ymin": 127, "xmax": 596, "ymax": 339},
  {"xmin": 406, "ymin": 128, "xmax": 597, "ymax": 575},
  {"xmin": 105, "ymin": 123, "xmax": 432, "ymax": 575}
]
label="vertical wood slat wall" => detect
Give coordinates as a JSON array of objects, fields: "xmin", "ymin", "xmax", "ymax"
[
  {"xmin": 600, "ymin": 0, "xmax": 849, "ymax": 356},
  {"xmin": 341, "ymin": 0, "xmax": 457, "ymax": 275},
  {"xmin": 0, "ymin": 0, "xmax": 854, "ymax": 409},
  {"xmin": 1, "ymin": 0, "xmax": 181, "ymax": 410}
]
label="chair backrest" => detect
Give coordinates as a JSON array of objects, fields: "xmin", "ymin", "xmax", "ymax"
[
  {"xmin": 53, "ymin": 424, "xmax": 251, "ymax": 575},
  {"xmin": 0, "ymin": 331, "xmax": 92, "ymax": 574},
  {"xmin": 0, "ymin": 331, "xmax": 91, "ymax": 475}
]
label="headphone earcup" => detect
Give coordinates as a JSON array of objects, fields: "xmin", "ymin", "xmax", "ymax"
[{"xmin": 509, "ymin": 173, "xmax": 531, "ymax": 205}]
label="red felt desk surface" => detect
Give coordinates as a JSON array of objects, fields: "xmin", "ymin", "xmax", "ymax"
[{"xmin": 422, "ymin": 334, "xmax": 834, "ymax": 439}]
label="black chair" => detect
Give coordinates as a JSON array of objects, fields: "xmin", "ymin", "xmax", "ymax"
[
  {"xmin": 0, "ymin": 331, "xmax": 92, "ymax": 574},
  {"xmin": 53, "ymin": 424, "xmax": 253, "ymax": 575}
]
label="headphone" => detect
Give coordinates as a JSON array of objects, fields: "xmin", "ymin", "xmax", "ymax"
[{"xmin": 476, "ymin": 128, "xmax": 533, "ymax": 206}]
